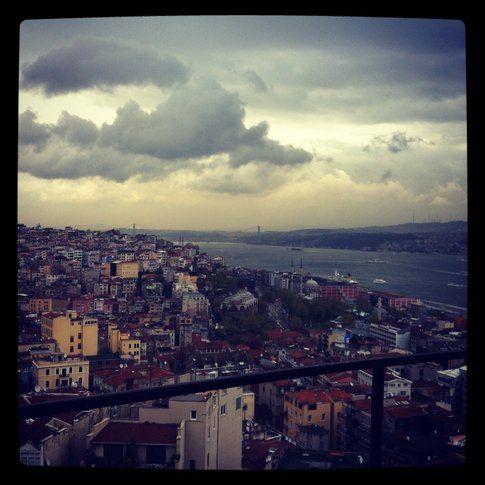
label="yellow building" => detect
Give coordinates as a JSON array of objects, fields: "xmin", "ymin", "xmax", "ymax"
[
  {"xmin": 284, "ymin": 388, "xmax": 352, "ymax": 449},
  {"xmin": 32, "ymin": 355, "xmax": 90, "ymax": 390},
  {"xmin": 107, "ymin": 324, "xmax": 141, "ymax": 364},
  {"xmin": 40, "ymin": 311, "xmax": 98, "ymax": 357},
  {"xmin": 101, "ymin": 260, "xmax": 139, "ymax": 279},
  {"xmin": 29, "ymin": 297, "xmax": 68, "ymax": 313}
]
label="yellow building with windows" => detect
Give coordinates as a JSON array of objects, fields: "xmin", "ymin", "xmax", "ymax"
[
  {"xmin": 29, "ymin": 297, "xmax": 68, "ymax": 313},
  {"xmin": 284, "ymin": 388, "xmax": 352, "ymax": 449},
  {"xmin": 32, "ymin": 355, "xmax": 90, "ymax": 390},
  {"xmin": 107, "ymin": 324, "xmax": 141, "ymax": 364},
  {"xmin": 40, "ymin": 311, "xmax": 98, "ymax": 357}
]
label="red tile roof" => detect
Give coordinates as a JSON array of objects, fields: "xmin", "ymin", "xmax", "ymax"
[
  {"xmin": 286, "ymin": 389, "xmax": 332, "ymax": 406},
  {"xmin": 91, "ymin": 421, "xmax": 178, "ymax": 445}
]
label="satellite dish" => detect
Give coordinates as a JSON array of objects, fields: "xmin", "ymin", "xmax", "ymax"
[
  {"xmin": 63, "ymin": 354, "xmax": 67, "ymax": 359},
  {"xmin": 34, "ymin": 385, "xmax": 41, "ymax": 393},
  {"xmin": 120, "ymin": 364, "xmax": 124, "ymax": 369},
  {"xmin": 72, "ymin": 382, "xmax": 78, "ymax": 388}
]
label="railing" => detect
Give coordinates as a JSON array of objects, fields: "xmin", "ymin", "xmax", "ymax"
[{"xmin": 19, "ymin": 350, "xmax": 466, "ymax": 468}]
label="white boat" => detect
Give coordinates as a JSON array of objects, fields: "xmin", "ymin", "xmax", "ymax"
[
  {"xmin": 327, "ymin": 269, "xmax": 358, "ymax": 284},
  {"xmin": 367, "ymin": 258, "xmax": 388, "ymax": 263},
  {"xmin": 373, "ymin": 278, "xmax": 387, "ymax": 284}
]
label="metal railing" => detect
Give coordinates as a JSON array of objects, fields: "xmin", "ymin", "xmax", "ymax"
[{"xmin": 19, "ymin": 350, "xmax": 466, "ymax": 468}]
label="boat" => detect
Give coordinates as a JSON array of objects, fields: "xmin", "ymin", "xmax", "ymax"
[
  {"xmin": 447, "ymin": 282, "xmax": 466, "ymax": 288},
  {"xmin": 367, "ymin": 257, "xmax": 386, "ymax": 262},
  {"xmin": 327, "ymin": 270, "xmax": 358, "ymax": 284},
  {"xmin": 372, "ymin": 278, "xmax": 387, "ymax": 284},
  {"xmin": 290, "ymin": 247, "xmax": 302, "ymax": 251}
]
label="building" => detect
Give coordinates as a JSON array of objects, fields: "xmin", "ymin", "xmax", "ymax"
[
  {"xmin": 19, "ymin": 416, "xmax": 70, "ymax": 466},
  {"xmin": 135, "ymin": 387, "xmax": 244, "ymax": 469},
  {"xmin": 104, "ymin": 261, "xmax": 139, "ymax": 279},
  {"xmin": 283, "ymin": 388, "xmax": 353, "ymax": 450},
  {"xmin": 357, "ymin": 368, "xmax": 412, "ymax": 398},
  {"xmin": 176, "ymin": 314, "xmax": 193, "ymax": 347},
  {"xmin": 32, "ymin": 354, "xmax": 90, "ymax": 391},
  {"xmin": 90, "ymin": 421, "xmax": 183, "ymax": 468},
  {"xmin": 107, "ymin": 324, "xmax": 141, "ymax": 364},
  {"xmin": 40, "ymin": 311, "xmax": 98, "ymax": 357},
  {"xmin": 222, "ymin": 290, "xmax": 258, "ymax": 313},
  {"xmin": 181, "ymin": 291, "xmax": 209, "ymax": 318},
  {"xmin": 436, "ymin": 366, "xmax": 467, "ymax": 415},
  {"xmin": 29, "ymin": 297, "xmax": 68, "ymax": 314},
  {"xmin": 368, "ymin": 323, "xmax": 410, "ymax": 350}
]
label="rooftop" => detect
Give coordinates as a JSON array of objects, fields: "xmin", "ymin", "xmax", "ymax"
[{"xmin": 91, "ymin": 421, "xmax": 179, "ymax": 445}]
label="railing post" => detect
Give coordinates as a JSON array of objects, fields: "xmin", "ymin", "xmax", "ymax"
[{"xmin": 369, "ymin": 365, "xmax": 385, "ymax": 467}]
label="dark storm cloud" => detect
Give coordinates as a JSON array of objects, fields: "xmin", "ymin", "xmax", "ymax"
[
  {"xmin": 98, "ymin": 78, "xmax": 312, "ymax": 166},
  {"xmin": 18, "ymin": 110, "xmax": 52, "ymax": 150},
  {"xmin": 243, "ymin": 69, "xmax": 268, "ymax": 93},
  {"xmin": 19, "ymin": 78, "xmax": 313, "ymax": 183},
  {"xmin": 20, "ymin": 37, "xmax": 188, "ymax": 95},
  {"xmin": 380, "ymin": 170, "xmax": 393, "ymax": 182},
  {"xmin": 52, "ymin": 111, "xmax": 98, "ymax": 146},
  {"xmin": 363, "ymin": 132, "xmax": 431, "ymax": 154}
]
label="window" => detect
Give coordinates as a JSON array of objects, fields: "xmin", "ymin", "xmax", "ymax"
[
  {"xmin": 189, "ymin": 460, "xmax": 196, "ymax": 470},
  {"xmin": 55, "ymin": 368, "xmax": 60, "ymax": 375},
  {"xmin": 77, "ymin": 343, "xmax": 82, "ymax": 350},
  {"xmin": 190, "ymin": 410, "xmax": 197, "ymax": 420},
  {"xmin": 70, "ymin": 336, "xmax": 74, "ymax": 343},
  {"xmin": 70, "ymin": 346, "xmax": 74, "ymax": 353},
  {"xmin": 45, "ymin": 369, "xmax": 50, "ymax": 376},
  {"xmin": 236, "ymin": 397, "xmax": 242, "ymax": 410},
  {"xmin": 45, "ymin": 381, "xmax": 49, "ymax": 388},
  {"xmin": 79, "ymin": 366, "xmax": 83, "ymax": 372},
  {"xmin": 78, "ymin": 377, "xmax": 83, "ymax": 385},
  {"xmin": 308, "ymin": 415, "xmax": 312, "ymax": 422},
  {"xmin": 321, "ymin": 413, "xmax": 326, "ymax": 420},
  {"xmin": 78, "ymin": 333, "xmax": 82, "ymax": 339},
  {"xmin": 308, "ymin": 403, "xmax": 317, "ymax": 410},
  {"xmin": 221, "ymin": 404, "xmax": 227, "ymax": 415}
]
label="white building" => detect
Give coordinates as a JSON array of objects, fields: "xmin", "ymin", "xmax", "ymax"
[
  {"xmin": 357, "ymin": 368, "xmax": 412, "ymax": 398},
  {"xmin": 369, "ymin": 323, "xmax": 410, "ymax": 350}
]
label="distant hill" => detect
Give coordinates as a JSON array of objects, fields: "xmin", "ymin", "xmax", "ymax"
[{"xmin": 117, "ymin": 221, "xmax": 467, "ymax": 255}]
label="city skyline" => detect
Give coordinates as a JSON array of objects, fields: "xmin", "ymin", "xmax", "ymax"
[{"xmin": 18, "ymin": 16, "xmax": 467, "ymax": 231}]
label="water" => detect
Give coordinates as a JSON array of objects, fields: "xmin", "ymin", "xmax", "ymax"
[{"xmin": 194, "ymin": 242, "xmax": 468, "ymax": 309}]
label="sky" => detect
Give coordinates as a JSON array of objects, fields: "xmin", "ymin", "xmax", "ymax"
[{"xmin": 17, "ymin": 15, "xmax": 468, "ymax": 231}]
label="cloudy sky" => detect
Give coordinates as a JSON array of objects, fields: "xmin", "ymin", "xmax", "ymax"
[{"xmin": 18, "ymin": 16, "xmax": 467, "ymax": 231}]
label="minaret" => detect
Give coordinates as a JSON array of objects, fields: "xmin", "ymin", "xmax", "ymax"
[
  {"xmin": 377, "ymin": 297, "xmax": 382, "ymax": 323},
  {"xmin": 299, "ymin": 259, "xmax": 303, "ymax": 295},
  {"xmin": 132, "ymin": 223, "xmax": 135, "ymax": 238},
  {"xmin": 290, "ymin": 257, "xmax": 294, "ymax": 291}
]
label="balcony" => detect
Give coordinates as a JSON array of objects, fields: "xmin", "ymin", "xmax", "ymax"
[{"xmin": 19, "ymin": 350, "xmax": 466, "ymax": 469}]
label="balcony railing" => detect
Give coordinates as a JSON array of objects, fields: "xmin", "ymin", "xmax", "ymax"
[{"xmin": 19, "ymin": 350, "xmax": 466, "ymax": 468}]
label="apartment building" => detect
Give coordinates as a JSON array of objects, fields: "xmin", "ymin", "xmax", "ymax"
[
  {"xmin": 40, "ymin": 311, "xmax": 98, "ymax": 357},
  {"xmin": 32, "ymin": 354, "xmax": 90, "ymax": 390},
  {"xmin": 368, "ymin": 323, "xmax": 411, "ymax": 350},
  {"xmin": 181, "ymin": 291, "xmax": 209, "ymax": 318},
  {"xmin": 135, "ymin": 387, "xmax": 244, "ymax": 469},
  {"xmin": 284, "ymin": 388, "xmax": 353, "ymax": 450},
  {"xmin": 108, "ymin": 324, "xmax": 141, "ymax": 364}
]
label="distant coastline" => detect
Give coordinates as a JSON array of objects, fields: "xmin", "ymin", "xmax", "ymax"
[{"xmin": 117, "ymin": 221, "xmax": 467, "ymax": 256}]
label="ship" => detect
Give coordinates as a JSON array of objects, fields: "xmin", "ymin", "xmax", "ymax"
[
  {"xmin": 327, "ymin": 269, "xmax": 358, "ymax": 284},
  {"xmin": 372, "ymin": 278, "xmax": 387, "ymax": 284},
  {"xmin": 367, "ymin": 258, "xmax": 388, "ymax": 263}
]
